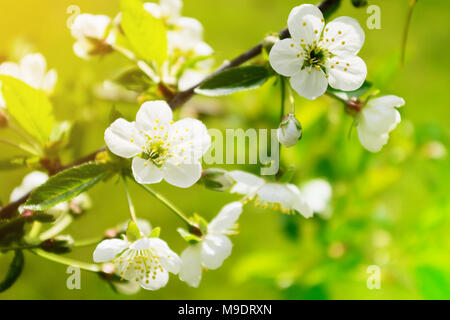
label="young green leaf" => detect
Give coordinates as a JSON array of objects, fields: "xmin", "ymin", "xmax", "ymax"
[
  {"xmin": 23, "ymin": 163, "xmax": 112, "ymax": 211},
  {"xmin": 126, "ymin": 221, "xmax": 141, "ymax": 242},
  {"xmin": 149, "ymin": 227, "xmax": 161, "ymax": 238},
  {"xmin": 120, "ymin": 0, "xmax": 167, "ymax": 65},
  {"xmin": 0, "ymin": 250, "xmax": 24, "ymax": 293},
  {"xmin": 195, "ymin": 65, "xmax": 272, "ymax": 97},
  {"xmin": 0, "ymin": 75, "xmax": 54, "ymax": 145}
]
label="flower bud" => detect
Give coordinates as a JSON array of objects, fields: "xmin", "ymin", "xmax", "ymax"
[
  {"xmin": 263, "ymin": 33, "xmax": 280, "ymax": 53},
  {"xmin": 351, "ymin": 0, "xmax": 368, "ymax": 8},
  {"xmin": 277, "ymin": 113, "xmax": 302, "ymax": 147},
  {"xmin": 201, "ymin": 168, "xmax": 234, "ymax": 192},
  {"xmin": 40, "ymin": 235, "xmax": 74, "ymax": 254}
]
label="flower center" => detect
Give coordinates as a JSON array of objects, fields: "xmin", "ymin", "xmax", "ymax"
[
  {"xmin": 114, "ymin": 248, "xmax": 164, "ymax": 283},
  {"xmin": 302, "ymin": 44, "xmax": 331, "ymax": 72},
  {"xmin": 141, "ymin": 137, "xmax": 171, "ymax": 167}
]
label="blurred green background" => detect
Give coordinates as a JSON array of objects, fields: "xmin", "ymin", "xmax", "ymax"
[{"xmin": 0, "ymin": 0, "xmax": 449, "ymax": 299}]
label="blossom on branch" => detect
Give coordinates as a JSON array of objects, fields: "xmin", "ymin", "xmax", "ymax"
[
  {"xmin": 179, "ymin": 202, "xmax": 243, "ymax": 287},
  {"xmin": 229, "ymin": 171, "xmax": 313, "ymax": 218},
  {"xmin": 104, "ymin": 100, "xmax": 211, "ymax": 188},
  {"xmin": 0, "ymin": 53, "xmax": 57, "ymax": 108},
  {"xmin": 356, "ymin": 95, "xmax": 405, "ymax": 152},
  {"xmin": 269, "ymin": 4, "xmax": 367, "ymax": 100},
  {"xmin": 93, "ymin": 233, "xmax": 181, "ymax": 291}
]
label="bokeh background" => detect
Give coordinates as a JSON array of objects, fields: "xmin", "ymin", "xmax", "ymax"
[{"xmin": 0, "ymin": 0, "xmax": 449, "ymax": 299}]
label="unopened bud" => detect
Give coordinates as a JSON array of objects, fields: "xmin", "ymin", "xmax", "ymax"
[
  {"xmin": 277, "ymin": 113, "xmax": 302, "ymax": 147},
  {"xmin": 69, "ymin": 193, "xmax": 92, "ymax": 216},
  {"xmin": 40, "ymin": 235, "xmax": 74, "ymax": 254},
  {"xmin": 201, "ymin": 168, "xmax": 234, "ymax": 192},
  {"xmin": 351, "ymin": 0, "xmax": 368, "ymax": 8}
]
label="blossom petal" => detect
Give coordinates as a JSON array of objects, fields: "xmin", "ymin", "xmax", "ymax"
[
  {"xmin": 179, "ymin": 244, "xmax": 203, "ymax": 288},
  {"xmin": 169, "ymin": 118, "xmax": 211, "ymax": 160},
  {"xmin": 290, "ymin": 68, "xmax": 328, "ymax": 100},
  {"xmin": 286, "ymin": 184, "xmax": 314, "ymax": 218},
  {"xmin": 10, "ymin": 171, "xmax": 48, "ymax": 202},
  {"xmin": 139, "ymin": 269, "xmax": 169, "ymax": 290},
  {"xmin": 359, "ymin": 97, "xmax": 403, "ymax": 135},
  {"xmin": 327, "ymin": 55, "xmax": 367, "ymax": 91},
  {"xmin": 288, "ymin": 4, "xmax": 324, "ymax": 45},
  {"xmin": 357, "ymin": 127, "xmax": 389, "ymax": 152},
  {"xmin": 93, "ymin": 239, "xmax": 129, "ymax": 263},
  {"xmin": 104, "ymin": 119, "xmax": 144, "ymax": 158},
  {"xmin": 162, "ymin": 161, "xmax": 202, "ymax": 188},
  {"xmin": 160, "ymin": 0, "xmax": 183, "ymax": 19},
  {"xmin": 324, "ymin": 17, "xmax": 365, "ymax": 56},
  {"xmin": 208, "ymin": 202, "xmax": 243, "ymax": 234},
  {"xmin": 201, "ymin": 234, "xmax": 232, "ymax": 270},
  {"xmin": 19, "ymin": 53, "xmax": 46, "ymax": 88},
  {"xmin": 300, "ymin": 179, "xmax": 332, "ymax": 213},
  {"xmin": 0, "ymin": 62, "xmax": 22, "ymax": 78},
  {"xmin": 269, "ymin": 39, "xmax": 303, "ymax": 77},
  {"xmin": 228, "ymin": 170, "xmax": 265, "ymax": 196},
  {"xmin": 149, "ymin": 238, "xmax": 182, "ymax": 274},
  {"xmin": 135, "ymin": 100, "xmax": 173, "ymax": 131},
  {"xmin": 42, "ymin": 69, "xmax": 58, "ymax": 93},
  {"xmin": 132, "ymin": 157, "xmax": 164, "ymax": 184}
]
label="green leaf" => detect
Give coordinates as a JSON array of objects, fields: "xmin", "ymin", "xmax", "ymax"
[
  {"xmin": 0, "ymin": 250, "xmax": 24, "ymax": 292},
  {"xmin": 149, "ymin": 227, "xmax": 161, "ymax": 238},
  {"xmin": 327, "ymin": 81, "xmax": 373, "ymax": 101},
  {"xmin": 195, "ymin": 65, "xmax": 272, "ymax": 97},
  {"xmin": 0, "ymin": 75, "xmax": 54, "ymax": 145},
  {"xmin": 120, "ymin": 0, "xmax": 167, "ymax": 65},
  {"xmin": 24, "ymin": 163, "xmax": 111, "ymax": 211},
  {"xmin": 126, "ymin": 221, "xmax": 141, "ymax": 242},
  {"xmin": 177, "ymin": 228, "xmax": 201, "ymax": 244},
  {"xmin": 415, "ymin": 266, "xmax": 450, "ymax": 299},
  {"xmin": 114, "ymin": 67, "xmax": 153, "ymax": 92}
]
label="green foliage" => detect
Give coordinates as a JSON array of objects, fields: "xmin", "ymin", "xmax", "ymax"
[
  {"xmin": 23, "ymin": 163, "xmax": 112, "ymax": 211},
  {"xmin": 415, "ymin": 266, "xmax": 450, "ymax": 299},
  {"xmin": 0, "ymin": 250, "xmax": 24, "ymax": 293},
  {"xmin": 327, "ymin": 81, "xmax": 373, "ymax": 101},
  {"xmin": 120, "ymin": 0, "xmax": 168, "ymax": 65},
  {"xmin": 195, "ymin": 65, "xmax": 272, "ymax": 96},
  {"xmin": 0, "ymin": 75, "xmax": 54, "ymax": 146}
]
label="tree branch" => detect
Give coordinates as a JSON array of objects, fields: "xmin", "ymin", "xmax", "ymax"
[{"xmin": 0, "ymin": 0, "xmax": 340, "ymax": 220}]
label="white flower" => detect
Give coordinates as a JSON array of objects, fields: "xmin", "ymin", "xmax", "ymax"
[
  {"xmin": 10, "ymin": 171, "xmax": 68, "ymax": 215},
  {"xmin": 229, "ymin": 171, "xmax": 313, "ymax": 218},
  {"xmin": 277, "ymin": 113, "xmax": 302, "ymax": 147},
  {"xmin": 0, "ymin": 53, "xmax": 57, "ymax": 107},
  {"xmin": 70, "ymin": 14, "xmax": 113, "ymax": 59},
  {"xmin": 300, "ymin": 179, "xmax": 332, "ymax": 214},
  {"xmin": 356, "ymin": 95, "xmax": 405, "ymax": 152},
  {"xmin": 269, "ymin": 4, "xmax": 367, "ymax": 100},
  {"xmin": 104, "ymin": 100, "xmax": 211, "ymax": 188},
  {"xmin": 179, "ymin": 202, "xmax": 242, "ymax": 287},
  {"xmin": 93, "ymin": 236, "xmax": 181, "ymax": 291}
]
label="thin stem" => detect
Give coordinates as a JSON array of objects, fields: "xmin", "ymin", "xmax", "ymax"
[
  {"xmin": 39, "ymin": 214, "xmax": 73, "ymax": 241},
  {"xmin": 0, "ymin": 216, "xmax": 26, "ymax": 233},
  {"xmin": 30, "ymin": 249, "xmax": 101, "ymax": 273},
  {"xmin": 122, "ymin": 175, "xmax": 137, "ymax": 223},
  {"xmin": 286, "ymin": 82, "xmax": 296, "ymax": 114},
  {"xmin": 0, "ymin": 138, "xmax": 38, "ymax": 155},
  {"xmin": 401, "ymin": 0, "xmax": 418, "ymax": 68},
  {"xmin": 135, "ymin": 181, "xmax": 192, "ymax": 227},
  {"xmin": 279, "ymin": 76, "xmax": 286, "ymax": 121},
  {"xmin": 73, "ymin": 237, "xmax": 103, "ymax": 248}
]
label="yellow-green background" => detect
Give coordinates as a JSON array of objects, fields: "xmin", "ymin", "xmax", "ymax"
[{"xmin": 0, "ymin": 0, "xmax": 449, "ymax": 299}]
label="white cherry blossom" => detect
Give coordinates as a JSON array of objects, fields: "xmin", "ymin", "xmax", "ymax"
[
  {"xmin": 269, "ymin": 4, "xmax": 367, "ymax": 100},
  {"xmin": 357, "ymin": 95, "xmax": 405, "ymax": 152},
  {"xmin": 229, "ymin": 171, "xmax": 313, "ymax": 218},
  {"xmin": 93, "ymin": 235, "xmax": 181, "ymax": 291},
  {"xmin": 70, "ymin": 14, "xmax": 113, "ymax": 59},
  {"xmin": 0, "ymin": 53, "xmax": 57, "ymax": 108},
  {"xmin": 104, "ymin": 100, "xmax": 211, "ymax": 188},
  {"xmin": 179, "ymin": 202, "xmax": 243, "ymax": 287}
]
